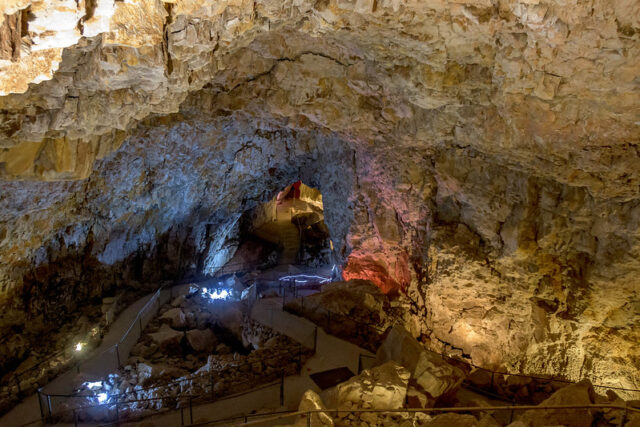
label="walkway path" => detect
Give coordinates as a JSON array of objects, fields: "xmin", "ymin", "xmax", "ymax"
[
  {"xmin": 1, "ymin": 290, "xmax": 163, "ymax": 427},
  {"xmin": 117, "ymin": 296, "xmax": 374, "ymax": 427},
  {"xmin": 252, "ymin": 199, "xmax": 320, "ymax": 265}
]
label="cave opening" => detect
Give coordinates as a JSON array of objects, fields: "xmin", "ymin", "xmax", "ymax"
[
  {"xmin": 1, "ymin": 0, "xmax": 639, "ymax": 422},
  {"xmin": 207, "ymin": 180, "xmax": 337, "ymax": 284}
]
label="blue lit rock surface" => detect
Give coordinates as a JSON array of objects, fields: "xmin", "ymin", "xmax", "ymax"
[{"xmin": 0, "ymin": 0, "xmax": 639, "ymax": 401}]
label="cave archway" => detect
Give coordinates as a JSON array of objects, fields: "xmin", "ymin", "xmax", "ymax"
[{"xmin": 212, "ymin": 180, "xmax": 338, "ymax": 280}]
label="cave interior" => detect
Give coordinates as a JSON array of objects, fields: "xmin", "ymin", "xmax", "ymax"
[{"xmin": 0, "ymin": 0, "xmax": 639, "ymax": 426}]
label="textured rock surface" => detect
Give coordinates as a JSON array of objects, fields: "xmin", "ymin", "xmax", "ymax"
[
  {"xmin": 332, "ymin": 361, "xmax": 410, "ymax": 410},
  {"xmin": 377, "ymin": 325, "xmax": 465, "ymax": 402},
  {"xmin": 0, "ymin": 0, "xmax": 639, "ymax": 400},
  {"xmin": 518, "ymin": 379, "xmax": 596, "ymax": 426},
  {"xmin": 296, "ymin": 390, "xmax": 334, "ymax": 427}
]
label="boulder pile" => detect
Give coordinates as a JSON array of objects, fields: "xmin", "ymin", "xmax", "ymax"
[
  {"xmin": 291, "ymin": 325, "xmax": 638, "ymax": 427},
  {"xmin": 285, "ymin": 280, "xmax": 394, "ymax": 351},
  {"xmin": 63, "ymin": 290, "xmax": 312, "ymax": 422}
]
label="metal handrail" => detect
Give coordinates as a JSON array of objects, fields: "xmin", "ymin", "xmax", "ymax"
[
  {"xmin": 44, "ymin": 345, "xmax": 310, "ymax": 400},
  {"xmin": 39, "ymin": 326, "xmax": 318, "ymax": 426},
  {"xmin": 194, "ymin": 403, "xmax": 640, "ymax": 426},
  {"xmin": 1, "ymin": 260, "xmax": 327, "ymax": 389},
  {"xmin": 285, "ymin": 291, "xmax": 640, "ymax": 394}
]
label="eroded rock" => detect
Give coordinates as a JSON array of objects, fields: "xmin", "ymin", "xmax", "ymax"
[
  {"xmin": 333, "ymin": 361, "xmax": 410, "ymax": 410},
  {"xmin": 377, "ymin": 325, "xmax": 465, "ymax": 404}
]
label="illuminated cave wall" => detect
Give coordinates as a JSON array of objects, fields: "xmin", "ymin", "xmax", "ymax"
[{"xmin": 0, "ymin": 0, "xmax": 638, "ymax": 396}]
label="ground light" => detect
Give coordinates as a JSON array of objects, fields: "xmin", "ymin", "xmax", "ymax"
[
  {"xmin": 97, "ymin": 393, "xmax": 108, "ymax": 403},
  {"xmin": 201, "ymin": 287, "xmax": 230, "ymax": 300},
  {"xmin": 85, "ymin": 381, "xmax": 102, "ymax": 388},
  {"xmin": 75, "ymin": 342, "xmax": 85, "ymax": 352}
]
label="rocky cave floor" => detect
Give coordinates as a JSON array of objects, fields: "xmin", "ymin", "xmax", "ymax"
[
  {"xmin": 60, "ymin": 285, "xmax": 313, "ymax": 422},
  {"xmin": 1, "ymin": 271, "xmax": 639, "ymax": 426},
  {"xmin": 281, "ymin": 281, "xmax": 640, "ymax": 427},
  {"xmin": 0, "ymin": 285, "xmax": 162, "ymax": 415}
]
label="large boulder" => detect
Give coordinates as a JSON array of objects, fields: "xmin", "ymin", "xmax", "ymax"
[
  {"xmin": 212, "ymin": 304, "xmax": 244, "ymax": 342},
  {"xmin": 518, "ymin": 379, "xmax": 595, "ymax": 426},
  {"xmin": 148, "ymin": 324, "xmax": 184, "ymax": 353},
  {"xmin": 160, "ymin": 308, "xmax": 188, "ymax": 329},
  {"xmin": 186, "ymin": 328, "xmax": 217, "ymax": 353},
  {"xmin": 136, "ymin": 362, "xmax": 187, "ymax": 386},
  {"xmin": 334, "ymin": 361, "xmax": 410, "ymax": 410},
  {"xmin": 377, "ymin": 325, "xmax": 465, "ymax": 404},
  {"xmin": 294, "ymin": 390, "xmax": 334, "ymax": 426}
]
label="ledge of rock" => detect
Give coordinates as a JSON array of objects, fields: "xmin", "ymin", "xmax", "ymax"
[{"xmin": 0, "ymin": 0, "xmax": 639, "ymax": 406}]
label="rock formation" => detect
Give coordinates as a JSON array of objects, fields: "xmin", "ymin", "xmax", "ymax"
[{"xmin": 1, "ymin": 0, "xmax": 638, "ymax": 399}]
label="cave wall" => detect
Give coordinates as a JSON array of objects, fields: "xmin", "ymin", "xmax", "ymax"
[
  {"xmin": 0, "ymin": 111, "xmax": 356, "ymax": 372},
  {"xmin": 0, "ymin": 0, "xmax": 638, "ymax": 396}
]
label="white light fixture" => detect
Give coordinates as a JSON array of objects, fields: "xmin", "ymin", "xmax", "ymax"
[
  {"xmin": 97, "ymin": 393, "xmax": 108, "ymax": 404},
  {"xmin": 75, "ymin": 342, "xmax": 84, "ymax": 352},
  {"xmin": 202, "ymin": 287, "xmax": 230, "ymax": 300}
]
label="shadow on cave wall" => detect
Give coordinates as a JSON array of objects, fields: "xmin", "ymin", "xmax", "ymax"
[
  {"xmin": 19, "ymin": 227, "xmax": 198, "ymax": 322},
  {"xmin": 0, "ymin": 223, "xmax": 206, "ymax": 375},
  {"xmin": 0, "ymin": 112, "xmax": 359, "ymax": 376}
]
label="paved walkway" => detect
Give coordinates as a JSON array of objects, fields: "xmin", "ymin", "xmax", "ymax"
[
  {"xmin": 1, "ymin": 290, "xmax": 164, "ymax": 427},
  {"xmin": 2, "ymin": 275, "xmax": 353, "ymax": 426},
  {"xmin": 116, "ymin": 296, "xmax": 374, "ymax": 427}
]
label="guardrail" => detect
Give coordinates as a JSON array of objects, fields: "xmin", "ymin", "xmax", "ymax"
[
  {"xmin": 0, "ymin": 261, "xmax": 331, "ymax": 417},
  {"xmin": 36, "ymin": 283, "xmax": 170, "ymax": 422},
  {"xmin": 43, "ymin": 347, "xmax": 313, "ymax": 425},
  {"xmin": 191, "ymin": 402, "xmax": 640, "ymax": 426},
  {"xmin": 32, "ymin": 266, "xmax": 324, "ymax": 425},
  {"xmin": 12, "ymin": 266, "xmax": 640, "ymax": 426},
  {"xmin": 281, "ymin": 287, "xmax": 640, "ymax": 401}
]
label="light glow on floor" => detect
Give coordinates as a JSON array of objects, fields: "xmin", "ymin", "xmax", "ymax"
[{"xmin": 202, "ymin": 287, "xmax": 230, "ymax": 300}]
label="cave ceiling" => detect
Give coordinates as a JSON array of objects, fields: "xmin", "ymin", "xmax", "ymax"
[{"xmin": 0, "ymin": 0, "xmax": 639, "ymax": 395}]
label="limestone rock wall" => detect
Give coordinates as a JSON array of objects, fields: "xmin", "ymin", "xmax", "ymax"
[{"xmin": 0, "ymin": 0, "xmax": 638, "ymax": 397}]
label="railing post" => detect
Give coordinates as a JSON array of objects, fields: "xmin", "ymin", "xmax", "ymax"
[
  {"xmin": 73, "ymin": 408, "xmax": 78, "ymax": 427},
  {"xmin": 619, "ymin": 407, "xmax": 628, "ymax": 427},
  {"xmin": 313, "ymin": 326, "xmax": 318, "ymax": 353},
  {"xmin": 115, "ymin": 395, "xmax": 120, "ymax": 426},
  {"xmin": 115, "ymin": 343, "xmax": 121, "ymax": 368},
  {"xmin": 181, "ymin": 405, "xmax": 185, "ymax": 426},
  {"xmin": 280, "ymin": 370, "xmax": 285, "ymax": 407},
  {"xmin": 358, "ymin": 354, "xmax": 362, "ymax": 374},
  {"xmin": 15, "ymin": 373, "xmax": 21, "ymax": 396},
  {"xmin": 210, "ymin": 371, "xmax": 214, "ymax": 400},
  {"xmin": 189, "ymin": 396, "xmax": 193, "ymax": 424},
  {"xmin": 37, "ymin": 388, "xmax": 45, "ymax": 423},
  {"xmin": 307, "ymin": 411, "xmax": 311, "ymax": 427},
  {"xmin": 282, "ymin": 285, "xmax": 286, "ymax": 309}
]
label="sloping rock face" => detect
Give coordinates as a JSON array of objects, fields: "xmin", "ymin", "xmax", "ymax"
[
  {"xmin": 333, "ymin": 361, "xmax": 411, "ymax": 410},
  {"xmin": 0, "ymin": 0, "xmax": 639, "ymax": 398},
  {"xmin": 377, "ymin": 325, "xmax": 465, "ymax": 403}
]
